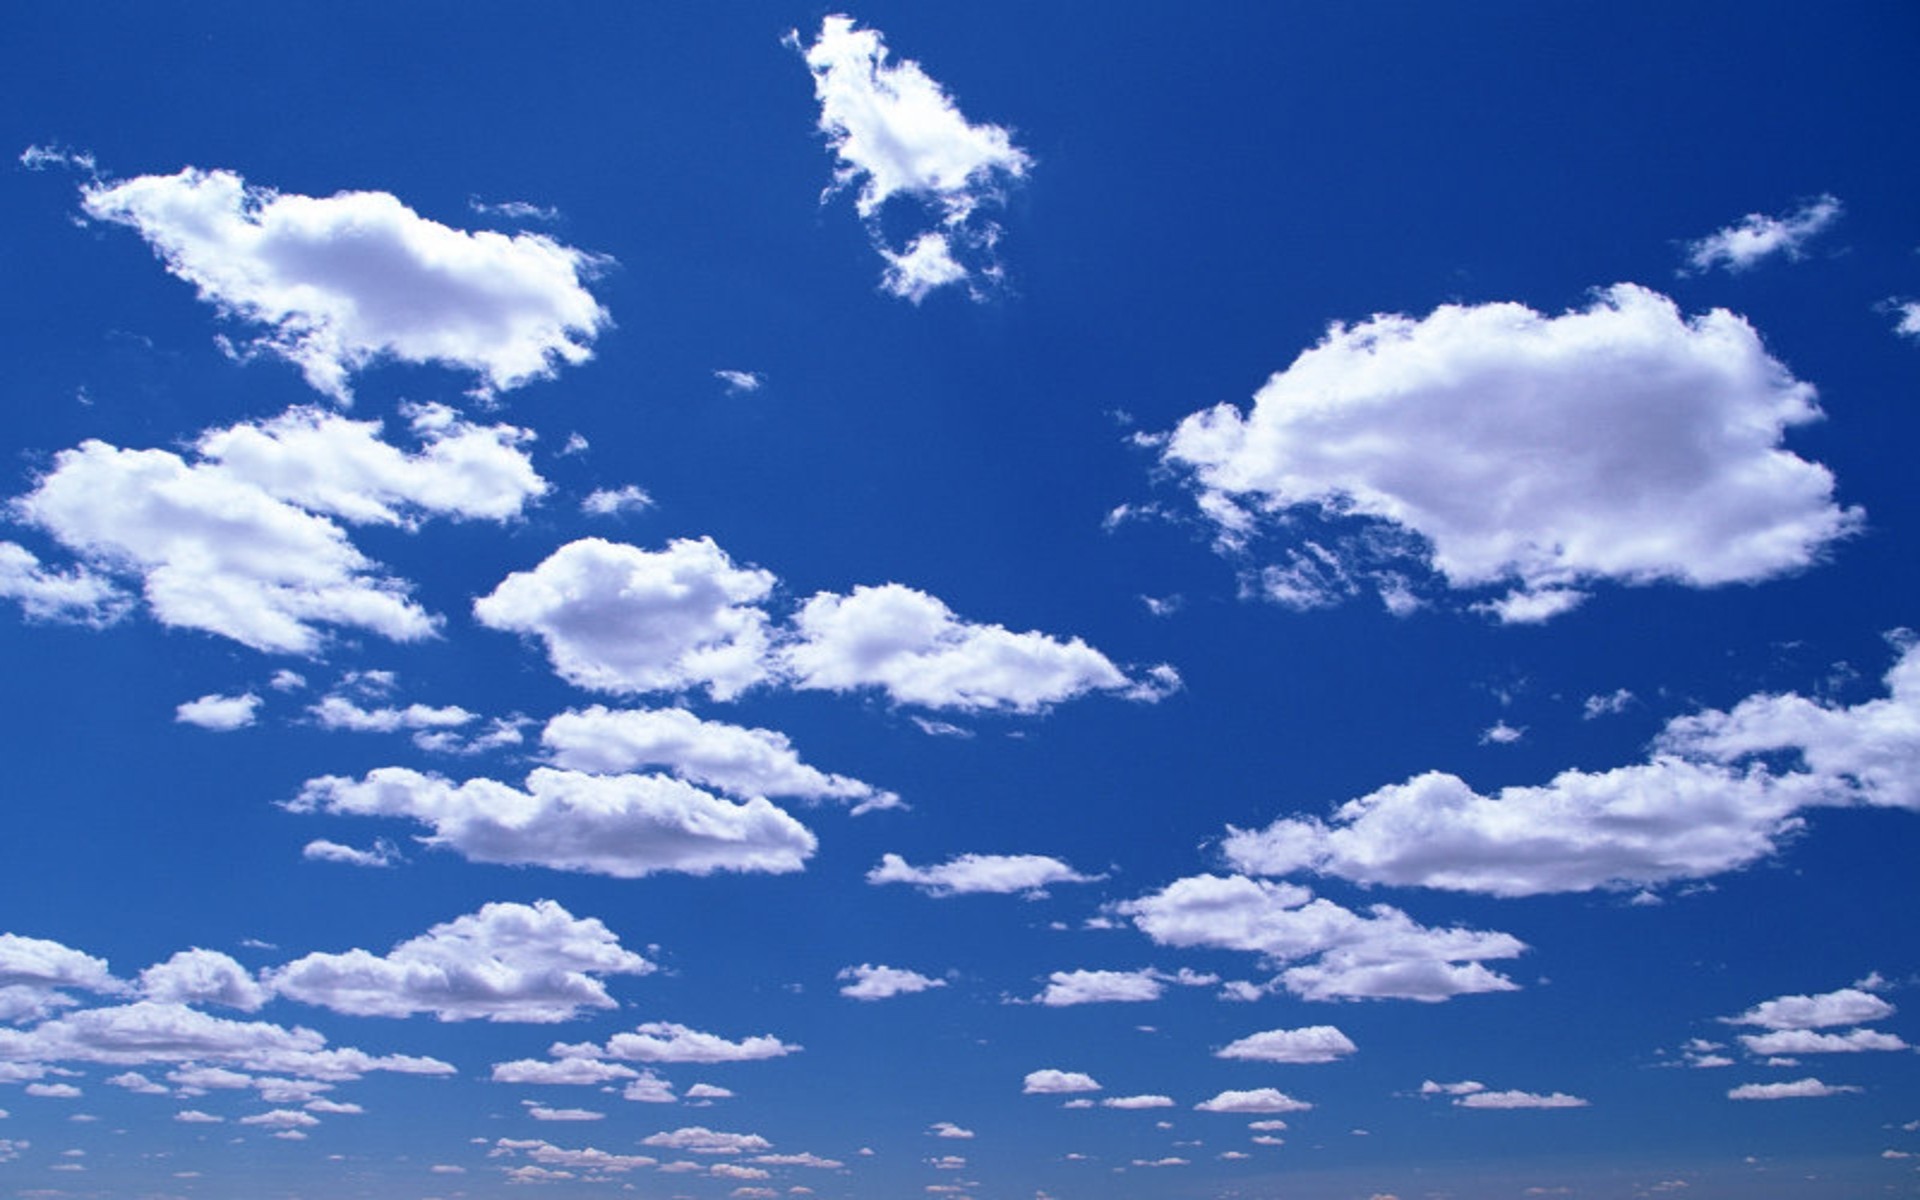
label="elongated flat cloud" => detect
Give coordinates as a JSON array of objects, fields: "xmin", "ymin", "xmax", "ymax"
[
  {"xmin": 490, "ymin": 1057, "xmax": 641, "ymax": 1086},
  {"xmin": 640, "ymin": 1126, "xmax": 773, "ymax": 1155},
  {"xmin": 1161, "ymin": 284, "xmax": 1857, "ymax": 620},
  {"xmin": 1031, "ymin": 967, "xmax": 1215, "ymax": 1007},
  {"xmin": 1194, "ymin": 1087, "xmax": 1312, "ymax": 1114},
  {"xmin": 1224, "ymin": 641, "xmax": 1920, "ymax": 897},
  {"xmin": 1727, "ymin": 1078, "xmax": 1861, "ymax": 1100},
  {"xmin": 1737, "ymin": 1028, "xmax": 1907, "ymax": 1055},
  {"xmin": 785, "ymin": 583, "xmax": 1176, "ymax": 712},
  {"xmin": 292, "ymin": 766, "xmax": 817, "ymax": 879},
  {"xmin": 475, "ymin": 538, "xmax": 776, "ymax": 700},
  {"xmin": 1216, "ymin": 1025, "xmax": 1357, "ymax": 1064},
  {"xmin": 1683, "ymin": 195, "xmax": 1842, "ymax": 273},
  {"xmin": 82, "ymin": 166, "xmax": 608, "ymax": 400},
  {"xmin": 1725, "ymin": 986, "xmax": 1895, "ymax": 1031},
  {"xmin": 1455, "ymin": 1089, "xmax": 1588, "ymax": 1110},
  {"xmin": 1118, "ymin": 874, "xmax": 1524, "ymax": 1002},
  {"xmin": 268, "ymin": 900, "xmax": 653, "ymax": 1022},
  {"xmin": 542, "ymin": 705, "xmax": 898, "ymax": 812},
  {"xmin": 837, "ymin": 964, "xmax": 946, "ymax": 1001},
  {"xmin": 599, "ymin": 1022, "xmax": 800, "ymax": 1064},
  {"xmin": 867, "ymin": 852, "xmax": 1102, "ymax": 897}
]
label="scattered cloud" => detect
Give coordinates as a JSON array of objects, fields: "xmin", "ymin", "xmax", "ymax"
[
  {"xmin": 581, "ymin": 485, "xmax": 654, "ymax": 516},
  {"xmin": 929, "ymin": 1120, "xmax": 975, "ymax": 1138},
  {"xmin": 300, "ymin": 838, "xmax": 401, "ymax": 868},
  {"xmin": 640, "ymin": 1126, "xmax": 773, "ymax": 1155},
  {"xmin": 174, "ymin": 692, "xmax": 261, "ymax": 731},
  {"xmin": 0, "ymin": 542, "xmax": 129, "ymax": 628},
  {"xmin": 1583, "ymin": 689, "xmax": 1635, "ymax": 719},
  {"xmin": 837, "ymin": 964, "xmax": 947, "ymax": 1001},
  {"xmin": 1727, "ymin": 1078, "xmax": 1862, "ymax": 1101},
  {"xmin": 137, "ymin": 949, "xmax": 268, "ymax": 1011},
  {"xmin": 714, "ymin": 370, "xmax": 763, "ymax": 394},
  {"xmin": 1455, "ymin": 1090, "xmax": 1589, "ymax": 1110},
  {"xmin": 1682, "ymin": 196, "xmax": 1843, "ymax": 273},
  {"xmin": 868, "ymin": 852, "xmax": 1102, "ymax": 897},
  {"xmin": 1194, "ymin": 1088, "xmax": 1312, "ymax": 1114},
  {"xmin": 1022, "ymin": 1069, "xmax": 1101, "ymax": 1095},
  {"xmin": 598, "ymin": 1021, "xmax": 800, "ymax": 1064},
  {"xmin": 1725, "ymin": 985, "xmax": 1895, "ymax": 1031},
  {"xmin": 1215, "ymin": 1025, "xmax": 1357, "ymax": 1064},
  {"xmin": 1030, "ymin": 967, "xmax": 1214, "ymax": 1006}
]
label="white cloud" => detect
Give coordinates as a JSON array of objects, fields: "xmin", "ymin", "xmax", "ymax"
[
  {"xmin": 600, "ymin": 1022, "xmax": 800, "ymax": 1064},
  {"xmin": 81, "ymin": 166, "xmax": 608, "ymax": 401},
  {"xmin": 1455, "ymin": 1089, "xmax": 1588, "ymax": 1110},
  {"xmin": 174, "ymin": 1109, "xmax": 222, "ymax": 1123},
  {"xmin": 1682, "ymin": 196, "xmax": 1843, "ymax": 273},
  {"xmin": 1420, "ymin": 1080, "xmax": 1486, "ymax": 1096},
  {"xmin": 795, "ymin": 15, "xmax": 1030, "ymax": 300},
  {"xmin": 837, "ymin": 964, "xmax": 947, "ymax": 1001},
  {"xmin": 475, "ymin": 538, "xmax": 775, "ymax": 700},
  {"xmin": 684, "ymin": 1083, "xmax": 733, "ymax": 1101},
  {"xmin": 194, "ymin": 404, "xmax": 546, "ymax": 525},
  {"xmin": 0, "ymin": 934, "xmax": 123, "ymax": 1022},
  {"xmin": 1118, "ymin": 874, "xmax": 1525, "ymax": 1002},
  {"xmin": 1736, "ymin": 1028, "xmax": 1907, "ymax": 1055},
  {"xmin": 783, "ymin": 583, "xmax": 1175, "ymax": 712},
  {"xmin": 492, "ymin": 1139, "xmax": 657, "ymax": 1173},
  {"xmin": 25, "ymin": 1082, "xmax": 80, "ymax": 1098},
  {"xmin": 1215, "ymin": 1025, "xmax": 1357, "ymax": 1064},
  {"xmin": 14, "ymin": 437, "xmax": 438, "ymax": 654},
  {"xmin": 1583, "ymin": 689, "xmax": 1635, "ymax": 719},
  {"xmin": 137, "ymin": 950, "xmax": 268, "ymax": 1011},
  {"xmin": 1726, "ymin": 986, "xmax": 1895, "ymax": 1031},
  {"xmin": 1893, "ymin": 300, "xmax": 1920, "ymax": 340},
  {"xmin": 239, "ymin": 1108, "xmax": 319, "ymax": 1129},
  {"xmin": 581, "ymin": 486, "xmax": 654, "ymax": 516},
  {"xmin": 0, "ymin": 542, "xmax": 129, "ymax": 628},
  {"xmin": 623, "ymin": 1073, "xmax": 678, "ymax": 1103},
  {"xmin": 300, "ymin": 838, "xmax": 401, "ymax": 868},
  {"xmin": 490, "ymin": 1055, "xmax": 641, "ymax": 1086},
  {"xmin": 292, "ymin": 766, "xmax": 817, "ymax": 879},
  {"xmin": 1727, "ymin": 1078, "xmax": 1862, "ymax": 1101},
  {"xmin": 640, "ymin": 1126, "xmax": 772, "ymax": 1155},
  {"xmin": 1030, "ymin": 967, "xmax": 1213, "ymax": 1007},
  {"xmin": 1022, "ymin": 1069, "xmax": 1101, "ymax": 1095},
  {"xmin": 1103, "ymin": 1094, "xmax": 1175, "ymax": 1109},
  {"xmin": 1194, "ymin": 1088, "xmax": 1312, "ymax": 1114},
  {"xmin": 526, "ymin": 1103, "xmax": 603, "ymax": 1122},
  {"xmin": 867, "ymin": 852, "xmax": 1101, "ymax": 897},
  {"xmin": 308, "ymin": 695, "xmax": 475, "ymax": 734},
  {"xmin": 266, "ymin": 899, "xmax": 654, "ymax": 1022},
  {"xmin": 542, "ymin": 705, "xmax": 898, "ymax": 813},
  {"xmin": 928, "ymin": 1120, "xmax": 975, "ymax": 1138},
  {"xmin": 714, "ymin": 370, "xmax": 763, "ymax": 394},
  {"xmin": 1479, "ymin": 721, "xmax": 1524, "ymax": 746},
  {"xmin": 174, "ymin": 692, "xmax": 261, "ymax": 731},
  {"xmin": 1161, "ymin": 284, "xmax": 1857, "ymax": 620}
]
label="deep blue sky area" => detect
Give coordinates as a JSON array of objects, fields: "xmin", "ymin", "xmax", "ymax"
[{"xmin": 1, "ymin": 4, "xmax": 1918, "ymax": 1199}]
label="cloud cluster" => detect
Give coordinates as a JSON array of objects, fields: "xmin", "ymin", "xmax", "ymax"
[
  {"xmin": 82, "ymin": 166, "xmax": 608, "ymax": 400},
  {"xmin": 1160, "ymin": 284, "xmax": 1857, "ymax": 621}
]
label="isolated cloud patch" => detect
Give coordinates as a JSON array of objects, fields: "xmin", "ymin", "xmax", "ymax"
[
  {"xmin": 1193, "ymin": 1087, "xmax": 1312, "ymax": 1114},
  {"xmin": 1031, "ymin": 967, "xmax": 1214, "ymax": 1007},
  {"xmin": 1161, "ymin": 284, "xmax": 1857, "ymax": 620},
  {"xmin": 1454, "ymin": 1089, "xmax": 1588, "ymax": 1110},
  {"xmin": 1215, "ymin": 1025, "xmax": 1357, "ymax": 1064},
  {"xmin": 1725, "ymin": 985, "xmax": 1895, "ymax": 1031},
  {"xmin": 174, "ymin": 692, "xmax": 261, "ymax": 732},
  {"xmin": 1022, "ymin": 1069, "xmax": 1100, "ymax": 1095},
  {"xmin": 1727, "ymin": 1078, "xmax": 1861, "ymax": 1101},
  {"xmin": 267, "ymin": 900, "xmax": 653, "ymax": 1022},
  {"xmin": 837, "ymin": 964, "xmax": 946, "ymax": 1000},
  {"xmin": 868, "ymin": 852, "xmax": 1102, "ymax": 897},
  {"xmin": 292, "ymin": 766, "xmax": 817, "ymax": 879},
  {"xmin": 1682, "ymin": 195, "xmax": 1842, "ymax": 273},
  {"xmin": 598, "ymin": 1021, "xmax": 800, "ymax": 1064},
  {"xmin": 81, "ymin": 166, "xmax": 608, "ymax": 401},
  {"xmin": 475, "ymin": 538, "xmax": 776, "ymax": 700}
]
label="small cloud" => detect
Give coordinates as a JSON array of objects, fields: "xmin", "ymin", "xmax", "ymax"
[
  {"xmin": 175, "ymin": 692, "xmax": 261, "ymax": 732},
  {"xmin": 714, "ymin": 370, "xmax": 764, "ymax": 394},
  {"xmin": 1479, "ymin": 721, "xmax": 1524, "ymax": 745},
  {"xmin": 581, "ymin": 485, "xmax": 655, "ymax": 516}
]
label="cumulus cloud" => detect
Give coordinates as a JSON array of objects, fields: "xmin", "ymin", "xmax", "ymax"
[
  {"xmin": 1725, "ymin": 985, "xmax": 1895, "ymax": 1031},
  {"xmin": 291, "ymin": 765, "xmax": 815, "ymax": 878},
  {"xmin": 266, "ymin": 899, "xmax": 654, "ymax": 1022},
  {"xmin": 598, "ymin": 1022, "xmax": 800, "ymax": 1064},
  {"xmin": 475, "ymin": 538, "xmax": 775, "ymax": 700},
  {"xmin": 837, "ymin": 964, "xmax": 947, "ymax": 1001},
  {"xmin": 1194, "ymin": 1088, "xmax": 1312, "ymax": 1114},
  {"xmin": 0, "ymin": 934, "xmax": 123, "ymax": 1022},
  {"xmin": 640, "ymin": 1126, "xmax": 772, "ymax": 1155},
  {"xmin": 542, "ymin": 705, "xmax": 898, "ymax": 813},
  {"xmin": 794, "ymin": 15, "xmax": 1030, "ymax": 300},
  {"xmin": 81, "ymin": 166, "xmax": 608, "ymax": 401},
  {"xmin": 1215, "ymin": 1025, "xmax": 1357, "ymax": 1064},
  {"xmin": 1736, "ymin": 1028, "xmax": 1907, "ymax": 1055},
  {"xmin": 1104, "ymin": 1094, "xmax": 1176, "ymax": 1109},
  {"xmin": 1727, "ymin": 1078, "xmax": 1862, "ymax": 1101},
  {"xmin": 581, "ymin": 486, "xmax": 654, "ymax": 516},
  {"xmin": 784, "ymin": 583, "xmax": 1175, "ymax": 712},
  {"xmin": 929, "ymin": 1120, "xmax": 975, "ymax": 1138},
  {"xmin": 0, "ymin": 542, "xmax": 129, "ymax": 628},
  {"xmin": 1454, "ymin": 1090, "xmax": 1588, "ymax": 1110},
  {"xmin": 1022, "ymin": 1069, "xmax": 1100, "ymax": 1095},
  {"xmin": 1118, "ymin": 874, "xmax": 1525, "ymax": 1002},
  {"xmin": 1682, "ymin": 196, "xmax": 1843, "ymax": 273},
  {"xmin": 300, "ymin": 838, "xmax": 401, "ymax": 868},
  {"xmin": 1160, "ymin": 284, "xmax": 1858, "ymax": 620},
  {"xmin": 174, "ymin": 692, "xmax": 261, "ymax": 731},
  {"xmin": 867, "ymin": 852, "xmax": 1102, "ymax": 897},
  {"xmin": 137, "ymin": 950, "xmax": 268, "ymax": 1011},
  {"xmin": 1031, "ymin": 967, "xmax": 1214, "ymax": 1007}
]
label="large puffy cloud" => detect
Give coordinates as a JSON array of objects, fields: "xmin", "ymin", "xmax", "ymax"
[
  {"xmin": 794, "ymin": 16, "xmax": 1030, "ymax": 301},
  {"xmin": 1682, "ymin": 195, "xmax": 1843, "ymax": 274},
  {"xmin": 137, "ymin": 950, "xmax": 268, "ymax": 1012},
  {"xmin": 474, "ymin": 538, "xmax": 776, "ymax": 700},
  {"xmin": 783, "ymin": 583, "xmax": 1177, "ymax": 712},
  {"xmin": 0, "ymin": 935, "xmax": 123, "ymax": 1024},
  {"xmin": 541, "ymin": 705, "xmax": 898, "ymax": 813},
  {"xmin": 293, "ymin": 766, "xmax": 816, "ymax": 879},
  {"xmin": 1223, "ymin": 641, "xmax": 1920, "ymax": 898},
  {"xmin": 267, "ymin": 900, "xmax": 653, "ymax": 1022},
  {"xmin": 1160, "ymin": 284, "xmax": 1858, "ymax": 620},
  {"xmin": 1117, "ymin": 874, "xmax": 1524, "ymax": 1002},
  {"xmin": 81, "ymin": 167, "xmax": 608, "ymax": 401},
  {"xmin": 867, "ymin": 852, "xmax": 1101, "ymax": 897}
]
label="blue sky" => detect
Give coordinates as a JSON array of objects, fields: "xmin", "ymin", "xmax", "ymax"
[{"xmin": 2, "ymin": 3, "xmax": 1919, "ymax": 1197}]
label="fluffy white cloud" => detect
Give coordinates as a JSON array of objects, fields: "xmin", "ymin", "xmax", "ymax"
[
  {"xmin": 837, "ymin": 964, "xmax": 946, "ymax": 1001},
  {"xmin": 1683, "ymin": 195, "xmax": 1843, "ymax": 273},
  {"xmin": 784, "ymin": 583, "xmax": 1175, "ymax": 711},
  {"xmin": 308, "ymin": 696, "xmax": 475, "ymax": 734},
  {"xmin": 581, "ymin": 486, "xmax": 654, "ymax": 516},
  {"xmin": 1103, "ymin": 1094, "xmax": 1175, "ymax": 1109},
  {"xmin": 293, "ymin": 766, "xmax": 816, "ymax": 879},
  {"xmin": 490, "ymin": 1055, "xmax": 642, "ymax": 1086},
  {"xmin": 300, "ymin": 838, "xmax": 401, "ymax": 868},
  {"xmin": 1454, "ymin": 1089, "xmax": 1588, "ymax": 1110},
  {"xmin": 1727, "ymin": 1078, "xmax": 1862, "ymax": 1101},
  {"xmin": 600, "ymin": 1022, "xmax": 800, "ymax": 1064},
  {"xmin": 0, "ymin": 542, "xmax": 128, "ymax": 627},
  {"xmin": 475, "ymin": 538, "xmax": 775, "ymax": 700},
  {"xmin": 795, "ymin": 16, "xmax": 1030, "ymax": 300},
  {"xmin": 542, "ymin": 705, "xmax": 898, "ymax": 813},
  {"xmin": 137, "ymin": 950, "xmax": 268, "ymax": 1011},
  {"xmin": 525, "ymin": 1103, "xmax": 602, "ymax": 1121},
  {"xmin": 1894, "ymin": 300, "xmax": 1920, "ymax": 340},
  {"xmin": 713, "ymin": 370, "xmax": 763, "ymax": 394},
  {"xmin": 1161, "ymin": 284, "xmax": 1857, "ymax": 620},
  {"xmin": 194, "ymin": 404, "xmax": 546, "ymax": 524},
  {"xmin": 81, "ymin": 167, "xmax": 608, "ymax": 401},
  {"xmin": 929, "ymin": 1120, "xmax": 975, "ymax": 1138},
  {"xmin": 1737, "ymin": 1028, "xmax": 1907, "ymax": 1055},
  {"xmin": 174, "ymin": 692, "xmax": 261, "ymax": 731},
  {"xmin": 0, "ymin": 934, "xmax": 123, "ymax": 997},
  {"xmin": 1022, "ymin": 1069, "xmax": 1100, "ymax": 1095},
  {"xmin": 640, "ymin": 1126, "xmax": 772, "ymax": 1155},
  {"xmin": 1215, "ymin": 1025, "xmax": 1357, "ymax": 1064},
  {"xmin": 14, "ymin": 438, "xmax": 437, "ymax": 654},
  {"xmin": 1194, "ymin": 1088, "xmax": 1312, "ymax": 1114},
  {"xmin": 1118, "ymin": 874, "xmax": 1524, "ymax": 1002},
  {"xmin": 267, "ymin": 900, "xmax": 654, "ymax": 1022},
  {"xmin": 1030, "ymin": 967, "xmax": 1214, "ymax": 1007},
  {"xmin": 867, "ymin": 852, "xmax": 1101, "ymax": 897},
  {"xmin": 1725, "ymin": 986, "xmax": 1895, "ymax": 1031},
  {"xmin": 492, "ymin": 1139, "xmax": 658, "ymax": 1172}
]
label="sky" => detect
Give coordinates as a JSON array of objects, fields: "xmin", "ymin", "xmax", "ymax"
[{"xmin": 1, "ymin": 3, "xmax": 1918, "ymax": 1198}]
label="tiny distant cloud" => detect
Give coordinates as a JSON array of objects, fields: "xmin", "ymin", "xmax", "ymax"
[
  {"xmin": 1682, "ymin": 195, "xmax": 1842, "ymax": 274},
  {"xmin": 1583, "ymin": 688, "xmax": 1634, "ymax": 719},
  {"xmin": 175, "ymin": 692, "xmax": 261, "ymax": 732},
  {"xmin": 1480, "ymin": 721, "xmax": 1524, "ymax": 746},
  {"xmin": 837, "ymin": 964, "xmax": 947, "ymax": 1001},
  {"xmin": 911, "ymin": 716, "xmax": 974, "ymax": 738},
  {"xmin": 469, "ymin": 196, "xmax": 560, "ymax": 222},
  {"xmin": 19, "ymin": 144, "xmax": 97, "ymax": 175},
  {"xmin": 581, "ymin": 485, "xmax": 655, "ymax": 517},
  {"xmin": 714, "ymin": 369, "xmax": 764, "ymax": 394},
  {"xmin": 1727, "ymin": 1078, "xmax": 1861, "ymax": 1101}
]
